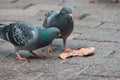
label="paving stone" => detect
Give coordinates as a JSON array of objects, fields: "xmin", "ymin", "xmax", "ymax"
[
  {"xmin": 74, "ymin": 20, "xmax": 102, "ymax": 28},
  {"xmin": 103, "ymin": 3, "xmax": 120, "ymax": 10},
  {"xmin": 97, "ymin": 22, "xmax": 120, "ymax": 30},
  {"xmin": 62, "ymin": 0, "xmax": 102, "ymax": 9},
  {"xmin": 63, "ymin": 0, "xmax": 107, "ymax": 19},
  {"xmin": 16, "ymin": 0, "xmax": 62, "ymax": 6},
  {"xmin": 110, "ymin": 11, "xmax": 120, "ymax": 22},
  {"xmin": 82, "ymin": 9, "xmax": 119, "ymax": 22},
  {"xmin": 80, "ymin": 65, "xmax": 120, "ymax": 78},
  {"xmin": 0, "ymin": 68, "xmax": 22, "ymax": 80},
  {"xmin": 37, "ymin": 64, "xmax": 84, "ymax": 80},
  {"xmin": 0, "ymin": 15, "xmax": 42, "ymax": 24},
  {"xmin": 0, "ymin": 9, "xmax": 38, "ymax": 16},
  {"xmin": 74, "ymin": 28, "xmax": 118, "ymax": 42},
  {"xmin": 27, "ymin": 4, "xmax": 62, "ymax": 11},
  {"xmin": 0, "ymin": 0, "xmax": 14, "ymax": 2}
]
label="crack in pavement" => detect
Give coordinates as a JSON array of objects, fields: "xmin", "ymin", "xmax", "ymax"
[
  {"xmin": 104, "ymin": 50, "xmax": 116, "ymax": 58},
  {"xmin": 94, "ymin": 21, "xmax": 105, "ymax": 28},
  {"xmin": 23, "ymin": 4, "xmax": 35, "ymax": 9},
  {"xmin": 79, "ymin": 13, "xmax": 91, "ymax": 20},
  {"xmin": 11, "ymin": 0, "xmax": 19, "ymax": 3}
]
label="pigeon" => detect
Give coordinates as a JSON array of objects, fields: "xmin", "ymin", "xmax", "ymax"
[
  {"xmin": 0, "ymin": 22, "xmax": 60, "ymax": 61},
  {"xmin": 43, "ymin": 6, "xmax": 74, "ymax": 53}
]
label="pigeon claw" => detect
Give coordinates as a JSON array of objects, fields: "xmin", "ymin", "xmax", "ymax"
[
  {"xmin": 30, "ymin": 51, "xmax": 46, "ymax": 59},
  {"xmin": 16, "ymin": 52, "xmax": 28, "ymax": 61},
  {"xmin": 43, "ymin": 45, "xmax": 53, "ymax": 53},
  {"xmin": 64, "ymin": 47, "xmax": 72, "ymax": 53},
  {"xmin": 16, "ymin": 57, "xmax": 28, "ymax": 61}
]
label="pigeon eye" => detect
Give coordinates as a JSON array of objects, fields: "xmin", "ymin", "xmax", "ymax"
[
  {"xmin": 63, "ymin": 10, "xmax": 68, "ymax": 14},
  {"xmin": 62, "ymin": 10, "xmax": 68, "ymax": 14}
]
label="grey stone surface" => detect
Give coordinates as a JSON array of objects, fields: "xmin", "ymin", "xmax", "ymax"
[
  {"xmin": 0, "ymin": 0, "xmax": 120, "ymax": 80},
  {"xmin": 97, "ymin": 22, "xmax": 120, "ymax": 30},
  {"xmin": 0, "ymin": 2, "xmax": 31, "ymax": 9}
]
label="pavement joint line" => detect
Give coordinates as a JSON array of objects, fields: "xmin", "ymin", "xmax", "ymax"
[
  {"xmin": 104, "ymin": 50, "xmax": 116, "ymax": 58},
  {"xmin": 23, "ymin": 3, "xmax": 35, "ymax": 9},
  {"xmin": 11, "ymin": 0, "xmax": 19, "ymax": 3},
  {"xmin": 110, "ymin": 29, "xmax": 120, "ymax": 35},
  {"xmin": 79, "ymin": 65, "xmax": 90, "ymax": 75},
  {"xmin": 12, "ymin": 62, "xmax": 28, "ymax": 71},
  {"xmin": 79, "ymin": 13, "xmax": 91, "ymax": 20},
  {"xmin": 94, "ymin": 21, "xmax": 105, "ymax": 28}
]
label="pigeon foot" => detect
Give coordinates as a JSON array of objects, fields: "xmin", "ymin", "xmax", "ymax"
[
  {"xmin": 64, "ymin": 46, "xmax": 72, "ymax": 53},
  {"xmin": 43, "ymin": 45, "xmax": 53, "ymax": 53},
  {"xmin": 16, "ymin": 52, "xmax": 28, "ymax": 61}
]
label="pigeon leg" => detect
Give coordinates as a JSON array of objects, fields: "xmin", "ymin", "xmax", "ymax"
[
  {"xmin": 64, "ymin": 45, "xmax": 72, "ymax": 52},
  {"xmin": 89, "ymin": 0, "xmax": 98, "ymax": 3},
  {"xmin": 16, "ymin": 52, "xmax": 28, "ymax": 61},
  {"xmin": 43, "ymin": 44, "xmax": 53, "ymax": 53},
  {"xmin": 30, "ymin": 51, "xmax": 46, "ymax": 59},
  {"xmin": 63, "ymin": 39, "xmax": 72, "ymax": 52}
]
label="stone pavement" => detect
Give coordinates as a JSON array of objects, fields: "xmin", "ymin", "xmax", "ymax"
[{"xmin": 0, "ymin": 0, "xmax": 120, "ymax": 80}]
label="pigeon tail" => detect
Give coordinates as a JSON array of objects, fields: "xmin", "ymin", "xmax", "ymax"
[
  {"xmin": 0, "ymin": 24, "xmax": 7, "ymax": 31},
  {"xmin": 0, "ymin": 24, "xmax": 6, "ymax": 39}
]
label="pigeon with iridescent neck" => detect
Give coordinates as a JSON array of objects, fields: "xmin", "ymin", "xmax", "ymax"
[
  {"xmin": 0, "ymin": 22, "xmax": 60, "ymax": 61},
  {"xmin": 43, "ymin": 6, "xmax": 74, "ymax": 53}
]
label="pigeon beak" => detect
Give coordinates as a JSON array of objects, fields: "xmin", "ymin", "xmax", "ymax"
[
  {"xmin": 69, "ymin": 14, "xmax": 72, "ymax": 17},
  {"xmin": 58, "ymin": 33, "xmax": 62, "ymax": 38}
]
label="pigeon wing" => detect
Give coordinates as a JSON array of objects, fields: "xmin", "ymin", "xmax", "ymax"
[
  {"xmin": 43, "ymin": 11, "xmax": 59, "ymax": 28},
  {"xmin": 2, "ymin": 23, "xmax": 37, "ymax": 46}
]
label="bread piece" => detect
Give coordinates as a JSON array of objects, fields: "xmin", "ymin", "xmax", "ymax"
[{"xmin": 59, "ymin": 47, "xmax": 95, "ymax": 59}]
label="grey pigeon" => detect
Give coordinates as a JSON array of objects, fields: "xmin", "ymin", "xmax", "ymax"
[
  {"xmin": 43, "ymin": 6, "xmax": 74, "ymax": 53},
  {"xmin": 0, "ymin": 22, "xmax": 60, "ymax": 61}
]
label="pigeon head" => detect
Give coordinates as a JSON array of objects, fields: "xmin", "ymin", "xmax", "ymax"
[
  {"xmin": 47, "ymin": 27, "xmax": 61, "ymax": 39},
  {"xmin": 60, "ymin": 6, "xmax": 72, "ymax": 16}
]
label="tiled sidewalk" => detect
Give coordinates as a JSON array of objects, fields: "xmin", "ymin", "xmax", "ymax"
[{"xmin": 0, "ymin": 0, "xmax": 120, "ymax": 80}]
